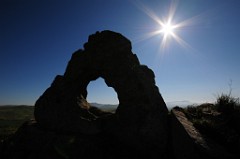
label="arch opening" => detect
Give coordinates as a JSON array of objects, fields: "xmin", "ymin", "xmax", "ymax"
[{"xmin": 86, "ymin": 77, "xmax": 118, "ymax": 113}]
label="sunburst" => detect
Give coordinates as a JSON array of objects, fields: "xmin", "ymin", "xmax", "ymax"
[
  {"xmin": 161, "ymin": 21, "xmax": 175, "ymax": 37},
  {"xmin": 133, "ymin": 0, "xmax": 194, "ymax": 51}
]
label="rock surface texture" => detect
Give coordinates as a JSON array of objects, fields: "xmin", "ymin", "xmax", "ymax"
[{"xmin": 32, "ymin": 30, "xmax": 168, "ymax": 158}]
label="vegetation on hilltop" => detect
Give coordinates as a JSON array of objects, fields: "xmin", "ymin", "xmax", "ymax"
[{"xmin": 183, "ymin": 94, "xmax": 240, "ymax": 154}]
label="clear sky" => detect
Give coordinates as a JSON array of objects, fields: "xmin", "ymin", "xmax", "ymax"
[{"xmin": 1, "ymin": 0, "xmax": 240, "ymax": 106}]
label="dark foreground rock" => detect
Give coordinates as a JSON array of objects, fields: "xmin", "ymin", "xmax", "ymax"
[
  {"xmin": 2, "ymin": 120, "xmax": 161, "ymax": 159},
  {"xmin": 2, "ymin": 31, "xmax": 169, "ymax": 159},
  {"xmin": 171, "ymin": 107, "xmax": 239, "ymax": 159}
]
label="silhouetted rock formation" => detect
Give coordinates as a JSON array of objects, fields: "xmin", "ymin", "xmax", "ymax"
[
  {"xmin": 35, "ymin": 31, "xmax": 169, "ymax": 151},
  {"xmin": 1, "ymin": 30, "xmax": 169, "ymax": 159},
  {"xmin": 2, "ymin": 31, "xmax": 240, "ymax": 159}
]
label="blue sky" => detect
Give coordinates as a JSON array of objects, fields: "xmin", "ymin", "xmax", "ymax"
[{"xmin": 1, "ymin": 0, "xmax": 240, "ymax": 106}]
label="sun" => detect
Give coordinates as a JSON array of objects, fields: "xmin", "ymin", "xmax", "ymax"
[
  {"xmin": 155, "ymin": 18, "xmax": 179, "ymax": 49},
  {"xmin": 133, "ymin": 0, "xmax": 194, "ymax": 50},
  {"xmin": 160, "ymin": 20, "xmax": 175, "ymax": 38}
]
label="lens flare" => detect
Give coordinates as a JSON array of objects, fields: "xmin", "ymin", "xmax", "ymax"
[
  {"xmin": 162, "ymin": 23, "xmax": 173, "ymax": 35},
  {"xmin": 133, "ymin": 0, "xmax": 196, "ymax": 51}
]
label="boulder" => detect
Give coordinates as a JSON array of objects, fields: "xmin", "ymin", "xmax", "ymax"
[{"xmin": 34, "ymin": 30, "xmax": 169, "ymax": 157}]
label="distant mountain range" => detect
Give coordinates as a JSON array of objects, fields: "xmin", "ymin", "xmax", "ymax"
[
  {"xmin": 90, "ymin": 100, "xmax": 199, "ymax": 111},
  {"xmin": 166, "ymin": 100, "xmax": 199, "ymax": 108},
  {"xmin": 0, "ymin": 105, "xmax": 33, "ymax": 107},
  {"xmin": 90, "ymin": 103, "xmax": 118, "ymax": 112},
  {"xmin": 90, "ymin": 102, "xmax": 118, "ymax": 107},
  {"xmin": 0, "ymin": 101, "xmax": 199, "ymax": 111}
]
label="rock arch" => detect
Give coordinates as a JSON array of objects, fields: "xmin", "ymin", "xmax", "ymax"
[{"xmin": 34, "ymin": 30, "xmax": 169, "ymax": 154}]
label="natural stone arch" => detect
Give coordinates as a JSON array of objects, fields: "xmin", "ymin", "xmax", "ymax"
[{"xmin": 34, "ymin": 30, "xmax": 169, "ymax": 155}]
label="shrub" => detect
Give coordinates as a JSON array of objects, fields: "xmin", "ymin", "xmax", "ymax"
[{"xmin": 215, "ymin": 94, "xmax": 239, "ymax": 115}]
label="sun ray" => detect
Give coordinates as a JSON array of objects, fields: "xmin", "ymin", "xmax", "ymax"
[
  {"xmin": 172, "ymin": 33, "xmax": 191, "ymax": 49},
  {"xmin": 132, "ymin": 0, "xmax": 206, "ymax": 53},
  {"xmin": 132, "ymin": 0, "xmax": 164, "ymax": 26},
  {"xmin": 160, "ymin": 33, "xmax": 169, "ymax": 50},
  {"xmin": 132, "ymin": 0, "xmax": 215, "ymax": 54},
  {"xmin": 167, "ymin": 0, "xmax": 178, "ymax": 23},
  {"xmin": 132, "ymin": 30, "xmax": 162, "ymax": 44}
]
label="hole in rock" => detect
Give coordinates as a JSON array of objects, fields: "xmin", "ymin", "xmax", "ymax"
[{"xmin": 87, "ymin": 77, "xmax": 118, "ymax": 113}]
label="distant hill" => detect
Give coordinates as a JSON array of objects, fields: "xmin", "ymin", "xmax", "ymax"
[
  {"xmin": 90, "ymin": 103, "xmax": 118, "ymax": 112},
  {"xmin": 166, "ymin": 100, "xmax": 199, "ymax": 108},
  {"xmin": 0, "ymin": 105, "xmax": 34, "ymax": 141},
  {"xmin": 0, "ymin": 105, "xmax": 33, "ymax": 107},
  {"xmin": 90, "ymin": 101, "xmax": 199, "ymax": 110}
]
